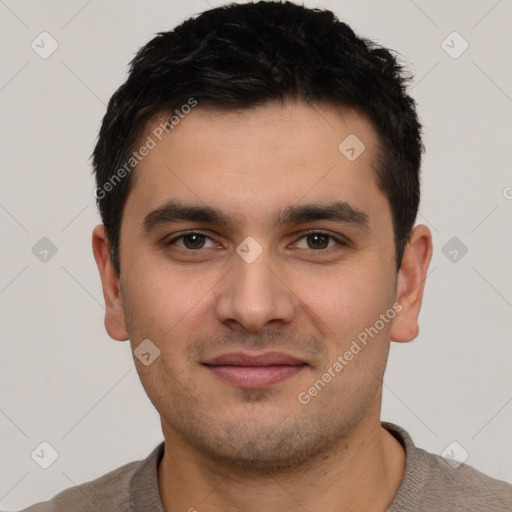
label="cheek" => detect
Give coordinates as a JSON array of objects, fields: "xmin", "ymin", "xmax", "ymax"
[
  {"xmin": 122, "ymin": 264, "xmax": 222, "ymax": 349},
  {"xmin": 291, "ymin": 264, "xmax": 389, "ymax": 334}
]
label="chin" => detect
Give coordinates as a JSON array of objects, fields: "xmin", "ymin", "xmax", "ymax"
[{"xmin": 177, "ymin": 410, "xmax": 342, "ymax": 473}]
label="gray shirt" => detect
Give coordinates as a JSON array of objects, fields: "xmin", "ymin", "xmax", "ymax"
[{"xmin": 18, "ymin": 422, "xmax": 512, "ymax": 511}]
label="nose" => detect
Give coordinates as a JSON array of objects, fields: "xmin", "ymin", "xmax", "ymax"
[{"xmin": 214, "ymin": 244, "xmax": 296, "ymax": 332}]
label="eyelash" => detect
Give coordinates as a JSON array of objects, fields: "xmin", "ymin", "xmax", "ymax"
[{"xmin": 165, "ymin": 230, "xmax": 347, "ymax": 251}]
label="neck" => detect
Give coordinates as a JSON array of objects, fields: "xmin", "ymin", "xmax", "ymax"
[{"xmin": 157, "ymin": 414, "xmax": 406, "ymax": 512}]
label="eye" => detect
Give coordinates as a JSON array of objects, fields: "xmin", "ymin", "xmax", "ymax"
[
  {"xmin": 293, "ymin": 231, "xmax": 345, "ymax": 250},
  {"xmin": 166, "ymin": 232, "xmax": 219, "ymax": 250},
  {"xmin": 164, "ymin": 230, "xmax": 346, "ymax": 253}
]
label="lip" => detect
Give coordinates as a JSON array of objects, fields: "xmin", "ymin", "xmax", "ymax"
[
  {"xmin": 203, "ymin": 351, "xmax": 307, "ymax": 389},
  {"xmin": 204, "ymin": 351, "xmax": 305, "ymax": 366}
]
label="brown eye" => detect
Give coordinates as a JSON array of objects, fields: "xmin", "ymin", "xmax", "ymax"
[
  {"xmin": 306, "ymin": 233, "xmax": 330, "ymax": 249},
  {"xmin": 166, "ymin": 232, "xmax": 217, "ymax": 250},
  {"xmin": 294, "ymin": 231, "xmax": 343, "ymax": 251},
  {"xmin": 182, "ymin": 233, "xmax": 206, "ymax": 249}
]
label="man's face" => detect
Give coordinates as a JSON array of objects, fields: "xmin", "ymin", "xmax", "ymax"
[{"xmin": 112, "ymin": 101, "xmax": 400, "ymax": 469}]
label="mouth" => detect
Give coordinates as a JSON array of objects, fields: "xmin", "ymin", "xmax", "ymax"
[{"xmin": 202, "ymin": 352, "xmax": 308, "ymax": 389}]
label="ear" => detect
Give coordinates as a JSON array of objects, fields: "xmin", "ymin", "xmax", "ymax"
[
  {"xmin": 390, "ymin": 224, "xmax": 433, "ymax": 343},
  {"xmin": 92, "ymin": 225, "xmax": 129, "ymax": 341}
]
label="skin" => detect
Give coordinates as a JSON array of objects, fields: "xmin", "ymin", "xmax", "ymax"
[{"xmin": 92, "ymin": 100, "xmax": 432, "ymax": 511}]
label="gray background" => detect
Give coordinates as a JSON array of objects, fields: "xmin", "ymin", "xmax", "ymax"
[{"xmin": 1, "ymin": 0, "xmax": 511, "ymax": 509}]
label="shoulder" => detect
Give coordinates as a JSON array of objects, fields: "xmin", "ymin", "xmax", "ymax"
[
  {"xmin": 383, "ymin": 422, "xmax": 512, "ymax": 511},
  {"xmin": 421, "ymin": 447, "xmax": 512, "ymax": 510},
  {"xmin": 18, "ymin": 457, "xmax": 142, "ymax": 512}
]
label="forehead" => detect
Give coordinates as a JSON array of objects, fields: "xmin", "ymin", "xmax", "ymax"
[{"xmin": 123, "ymin": 101, "xmax": 390, "ymax": 232}]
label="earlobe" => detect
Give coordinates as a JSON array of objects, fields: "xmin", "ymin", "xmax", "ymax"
[
  {"xmin": 390, "ymin": 224, "xmax": 433, "ymax": 343},
  {"xmin": 91, "ymin": 225, "xmax": 130, "ymax": 342}
]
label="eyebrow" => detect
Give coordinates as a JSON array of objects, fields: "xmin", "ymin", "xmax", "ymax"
[{"xmin": 142, "ymin": 199, "xmax": 369, "ymax": 234}]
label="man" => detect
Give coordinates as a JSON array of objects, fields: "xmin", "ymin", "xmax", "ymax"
[{"xmin": 21, "ymin": 1, "xmax": 512, "ymax": 511}]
